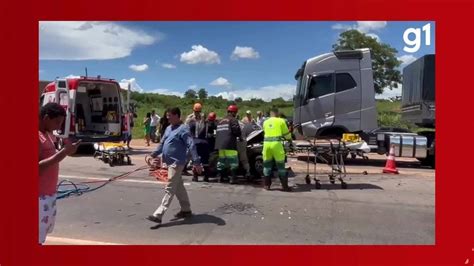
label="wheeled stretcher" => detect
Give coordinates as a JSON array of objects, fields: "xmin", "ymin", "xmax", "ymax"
[
  {"xmin": 93, "ymin": 142, "xmax": 132, "ymax": 166},
  {"xmin": 293, "ymin": 138, "xmax": 370, "ymax": 189}
]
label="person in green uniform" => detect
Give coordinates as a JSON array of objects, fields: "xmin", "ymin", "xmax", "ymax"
[
  {"xmin": 262, "ymin": 108, "xmax": 292, "ymax": 191},
  {"xmin": 215, "ymin": 104, "xmax": 242, "ymax": 184}
]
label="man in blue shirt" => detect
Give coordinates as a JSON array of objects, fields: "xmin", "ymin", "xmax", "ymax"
[{"xmin": 147, "ymin": 107, "xmax": 203, "ymax": 225}]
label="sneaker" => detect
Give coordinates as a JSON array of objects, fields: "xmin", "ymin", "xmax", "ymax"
[
  {"xmin": 174, "ymin": 211, "xmax": 193, "ymax": 219},
  {"xmin": 146, "ymin": 215, "xmax": 162, "ymax": 224}
]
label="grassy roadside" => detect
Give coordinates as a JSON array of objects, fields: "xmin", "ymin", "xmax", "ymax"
[
  {"xmin": 131, "ymin": 100, "xmax": 423, "ymax": 139},
  {"xmin": 131, "ymin": 104, "xmax": 294, "ymax": 139}
]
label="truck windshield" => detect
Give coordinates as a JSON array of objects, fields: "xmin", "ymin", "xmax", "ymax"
[{"xmin": 294, "ymin": 62, "xmax": 306, "ymax": 107}]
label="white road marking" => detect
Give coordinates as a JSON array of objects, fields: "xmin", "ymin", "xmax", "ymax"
[
  {"xmin": 59, "ymin": 175, "xmax": 190, "ymax": 186},
  {"xmin": 46, "ymin": 236, "xmax": 123, "ymax": 245}
]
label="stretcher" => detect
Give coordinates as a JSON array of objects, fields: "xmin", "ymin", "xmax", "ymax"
[
  {"xmin": 292, "ymin": 138, "xmax": 370, "ymax": 189},
  {"xmin": 93, "ymin": 142, "xmax": 132, "ymax": 166}
]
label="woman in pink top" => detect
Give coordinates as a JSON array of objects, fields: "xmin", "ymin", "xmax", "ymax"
[{"xmin": 38, "ymin": 103, "xmax": 80, "ymax": 244}]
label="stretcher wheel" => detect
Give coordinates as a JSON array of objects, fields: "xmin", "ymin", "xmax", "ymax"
[
  {"xmin": 315, "ymin": 181, "xmax": 322, "ymax": 189},
  {"xmin": 127, "ymin": 156, "xmax": 132, "ymax": 165},
  {"xmin": 341, "ymin": 182, "xmax": 347, "ymax": 189},
  {"xmin": 109, "ymin": 157, "xmax": 115, "ymax": 167},
  {"xmin": 305, "ymin": 175, "xmax": 311, "ymax": 185}
]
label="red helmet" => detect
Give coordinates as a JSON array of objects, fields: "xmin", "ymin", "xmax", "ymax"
[
  {"xmin": 208, "ymin": 112, "xmax": 217, "ymax": 121},
  {"xmin": 227, "ymin": 105, "xmax": 238, "ymax": 113}
]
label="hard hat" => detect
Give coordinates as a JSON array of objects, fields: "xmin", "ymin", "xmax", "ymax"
[
  {"xmin": 227, "ymin": 104, "xmax": 238, "ymax": 113},
  {"xmin": 208, "ymin": 112, "xmax": 217, "ymax": 121},
  {"xmin": 246, "ymin": 110, "xmax": 251, "ymax": 115},
  {"xmin": 193, "ymin": 103, "xmax": 202, "ymax": 112}
]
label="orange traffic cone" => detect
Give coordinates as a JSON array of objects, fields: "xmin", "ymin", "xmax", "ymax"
[{"xmin": 383, "ymin": 145, "xmax": 399, "ymax": 174}]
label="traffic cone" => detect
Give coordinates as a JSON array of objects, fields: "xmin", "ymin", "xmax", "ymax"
[{"xmin": 383, "ymin": 145, "xmax": 399, "ymax": 174}]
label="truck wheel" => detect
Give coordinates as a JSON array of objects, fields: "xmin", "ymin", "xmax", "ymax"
[
  {"xmin": 315, "ymin": 181, "xmax": 322, "ymax": 189},
  {"xmin": 341, "ymin": 182, "xmax": 348, "ymax": 189},
  {"xmin": 419, "ymin": 155, "xmax": 435, "ymax": 169},
  {"xmin": 252, "ymin": 156, "xmax": 264, "ymax": 179},
  {"xmin": 430, "ymin": 155, "xmax": 435, "ymax": 168},
  {"xmin": 109, "ymin": 157, "xmax": 115, "ymax": 167}
]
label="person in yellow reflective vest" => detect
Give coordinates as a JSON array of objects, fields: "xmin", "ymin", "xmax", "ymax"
[{"xmin": 262, "ymin": 108, "xmax": 292, "ymax": 191}]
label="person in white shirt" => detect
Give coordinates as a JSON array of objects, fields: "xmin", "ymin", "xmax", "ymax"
[
  {"xmin": 256, "ymin": 111, "xmax": 264, "ymax": 128},
  {"xmin": 150, "ymin": 110, "xmax": 161, "ymax": 143}
]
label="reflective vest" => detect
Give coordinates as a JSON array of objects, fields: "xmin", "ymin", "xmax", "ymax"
[
  {"xmin": 215, "ymin": 116, "xmax": 241, "ymax": 150},
  {"xmin": 263, "ymin": 117, "xmax": 291, "ymax": 142}
]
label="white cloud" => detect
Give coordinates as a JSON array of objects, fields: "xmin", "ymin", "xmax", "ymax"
[
  {"xmin": 148, "ymin": 88, "xmax": 183, "ymax": 97},
  {"xmin": 214, "ymin": 84, "xmax": 295, "ymax": 102},
  {"xmin": 65, "ymin": 74, "xmax": 82, "ymax": 79},
  {"xmin": 180, "ymin": 45, "xmax": 221, "ymax": 64},
  {"xmin": 188, "ymin": 84, "xmax": 198, "ymax": 90},
  {"xmin": 76, "ymin": 22, "xmax": 94, "ymax": 31},
  {"xmin": 356, "ymin": 21, "xmax": 387, "ymax": 33},
  {"xmin": 39, "ymin": 21, "xmax": 158, "ymax": 60},
  {"xmin": 210, "ymin": 77, "xmax": 231, "ymax": 87},
  {"xmin": 129, "ymin": 64, "xmax": 149, "ymax": 72},
  {"xmin": 161, "ymin": 63, "xmax": 176, "ymax": 69},
  {"xmin": 398, "ymin": 54, "xmax": 417, "ymax": 67},
  {"xmin": 119, "ymin": 78, "xmax": 144, "ymax": 93},
  {"xmin": 231, "ymin": 46, "xmax": 260, "ymax": 60},
  {"xmin": 332, "ymin": 24, "xmax": 354, "ymax": 31},
  {"xmin": 376, "ymin": 84, "xmax": 402, "ymax": 100},
  {"xmin": 332, "ymin": 21, "xmax": 387, "ymax": 35}
]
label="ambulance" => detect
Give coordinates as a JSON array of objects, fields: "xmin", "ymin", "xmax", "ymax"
[{"xmin": 40, "ymin": 76, "xmax": 131, "ymax": 148}]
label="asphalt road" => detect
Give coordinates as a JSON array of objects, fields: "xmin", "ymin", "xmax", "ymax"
[{"xmin": 46, "ymin": 143, "xmax": 435, "ymax": 245}]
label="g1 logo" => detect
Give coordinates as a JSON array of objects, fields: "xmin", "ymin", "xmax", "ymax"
[{"xmin": 403, "ymin": 23, "xmax": 432, "ymax": 53}]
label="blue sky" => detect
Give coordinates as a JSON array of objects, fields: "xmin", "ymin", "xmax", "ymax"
[{"xmin": 39, "ymin": 21, "xmax": 435, "ymax": 100}]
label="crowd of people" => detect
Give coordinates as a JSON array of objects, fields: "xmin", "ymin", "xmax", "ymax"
[
  {"xmin": 38, "ymin": 102, "xmax": 293, "ymax": 240},
  {"xmin": 145, "ymin": 103, "xmax": 293, "ymax": 184},
  {"xmin": 146, "ymin": 103, "xmax": 293, "ymax": 225}
]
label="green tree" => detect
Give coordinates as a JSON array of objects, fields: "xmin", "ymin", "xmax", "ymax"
[
  {"xmin": 271, "ymin": 97, "xmax": 287, "ymax": 107},
  {"xmin": 235, "ymin": 97, "xmax": 243, "ymax": 103},
  {"xmin": 184, "ymin": 89, "xmax": 197, "ymax": 99},
  {"xmin": 332, "ymin": 30, "xmax": 402, "ymax": 94},
  {"xmin": 197, "ymin": 88, "xmax": 208, "ymax": 100}
]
